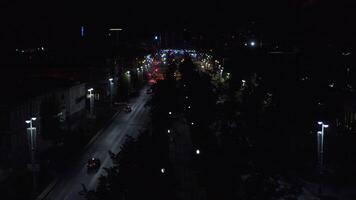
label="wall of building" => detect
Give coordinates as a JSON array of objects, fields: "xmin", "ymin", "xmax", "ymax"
[{"xmin": 0, "ymin": 82, "xmax": 87, "ymax": 168}]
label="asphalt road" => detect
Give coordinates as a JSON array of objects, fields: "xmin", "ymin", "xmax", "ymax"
[{"xmin": 44, "ymin": 87, "xmax": 151, "ymax": 200}]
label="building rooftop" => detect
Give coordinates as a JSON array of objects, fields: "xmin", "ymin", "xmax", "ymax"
[{"xmin": 0, "ymin": 77, "xmax": 83, "ymax": 106}]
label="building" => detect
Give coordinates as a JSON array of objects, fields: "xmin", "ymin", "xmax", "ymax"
[{"xmin": 0, "ymin": 78, "xmax": 86, "ymax": 168}]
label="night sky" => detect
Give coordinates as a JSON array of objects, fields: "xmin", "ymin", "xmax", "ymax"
[{"xmin": 1, "ymin": 0, "xmax": 355, "ymax": 48}]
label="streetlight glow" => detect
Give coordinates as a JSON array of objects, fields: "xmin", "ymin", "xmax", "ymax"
[
  {"xmin": 196, "ymin": 149, "xmax": 200, "ymax": 155},
  {"xmin": 26, "ymin": 120, "xmax": 31, "ymax": 124}
]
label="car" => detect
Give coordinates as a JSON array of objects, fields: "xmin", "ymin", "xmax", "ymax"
[
  {"xmin": 146, "ymin": 88, "xmax": 153, "ymax": 94},
  {"xmin": 124, "ymin": 105, "xmax": 132, "ymax": 113},
  {"xmin": 87, "ymin": 158, "xmax": 101, "ymax": 171}
]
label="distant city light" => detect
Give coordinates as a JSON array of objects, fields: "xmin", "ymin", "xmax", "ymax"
[
  {"xmin": 250, "ymin": 41, "xmax": 256, "ymax": 47},
  {"xmin": 81, "ymin": 26, "xmax": 85, "ymax": 37},
  {"xmin": 168, "ymin": 111, "xmax": 172, "ymax": 115},
  {"xmin": 196, "ymin": 149, "xmax": 200, "ymax": 155},
  {"xmin": 161, "ymin": 168, "xmax": 165, "ymax": 174},
  {"xmin": 155, "ymin": 36, "xmax": 158, "ymax": 40},
  {"xmin": 109, "ymin": 28, "xmax": 123, "ymax": 31},
  {"xmin": 167, "ymin": 129, "xmax": 171, "ymax": 133}
]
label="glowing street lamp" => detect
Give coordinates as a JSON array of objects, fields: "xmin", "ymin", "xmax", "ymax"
[
  {"xmin": 242, "ymin": 80, "xmax": 246, "ymax": 87},
  {"xmin": 108, "ymin": 78, "xmax": 114, "ymax": 106},
  {"xmin": 88, "ymin": 88, "xmax": 95, "ymax": 117},
  {"xmin": 196, "ymin": 149, "xmax": 200, "ymax": 155},
  {"xmin": 317, "ymin": 121, "xmax": 329, "ymax": 195},
  {"xmin": 26, "ymin": 117, "xmax": 38, "ymax": 194}
]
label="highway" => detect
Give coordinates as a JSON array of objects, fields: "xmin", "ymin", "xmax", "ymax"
[{"xmin": 44, "ymin": 87, "xmax": 150, "ymax": 200}]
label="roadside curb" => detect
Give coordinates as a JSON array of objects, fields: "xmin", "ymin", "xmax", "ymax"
[{"xmin": 35, "ymin": 110, "xmax": 121, "ymax": 200}]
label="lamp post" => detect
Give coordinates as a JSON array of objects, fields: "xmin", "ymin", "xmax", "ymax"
[
  {"xmin": 88, "ymin": 88, "xmax": 95, "ymax": 118},
  {"xmin": 125, "ymin": 71, "xmax": 131, "ymax": 97},
  {"xmin": 109, "ymin": 78, "xmax": 114, "ymax": 106},
  {"xmin": 25, "ymin": 117, "xmax": 37, "ymax": 195},
  {"xmin": 317, "ymin": 121, "xmax": 329, "ymax": 196}
]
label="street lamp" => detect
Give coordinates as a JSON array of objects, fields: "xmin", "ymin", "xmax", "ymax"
[
  {"xmin": 160, "ymin": 168, "xmax": 165, "ymax": 174},
  {"xmin": 167, "ymin": 129, "xmax": 171, "ymax": 133},
  {"xmin": 26, "ymin": 117, "xmax": 37, "ymax": 195},
  {"xmin": 317, "ymin": 121, "xmax": 329, "ymax": 196},
  {"xmin": 242, "ymin": 80, "xmax": 246, "ymax": 87},
  {"xmin": 88, "ymin": 88, "xmax": 95, "ymax": 118},
  {"xmin": 168, "ymin": 111, "xmax": 172, "ymax": 115},
  {"xmin": 109, "ymin": 78, "xmax": 114, "ymax": 106},
  {"xmin": 196, "ymin": 149, "xmax": 200, "ymax": 155}
]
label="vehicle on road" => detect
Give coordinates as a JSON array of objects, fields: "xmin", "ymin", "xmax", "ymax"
[
  {"xmin": 87, "ymin": 158, "xmax": 101, "ymax": 172},
  {"xmin": 124, "ymin": 105, "xmax": 132, "ymax": 113},
  {"xmin": 146, "ymin": 88, "xmax": 153, "ymax": 94}
]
